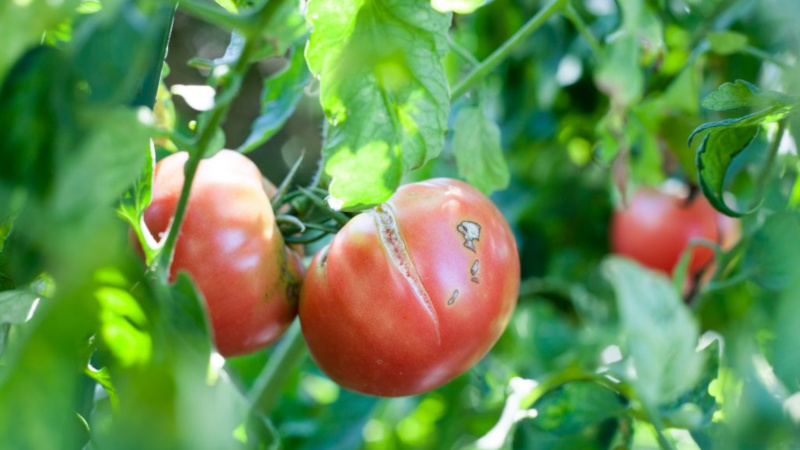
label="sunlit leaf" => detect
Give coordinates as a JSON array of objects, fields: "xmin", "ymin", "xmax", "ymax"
[
  {"xmin": 306, "ymin": 0, "xmax": 452, "ymax": 209},
  {"xmin": 431, "ymin": 0, "xmax": 487, "ymax": 14}
]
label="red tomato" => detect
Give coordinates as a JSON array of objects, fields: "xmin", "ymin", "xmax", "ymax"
[
  {"xmin": 610, "ymin": 188, "xmax": 720, "ymax": 276},
  {"xmin": 143, "ymin": 150, "xmax": 302, "ymax": 357},
  {"xmin": 299, "ymin": 178, "xmax": 519, "ymax": 397}
]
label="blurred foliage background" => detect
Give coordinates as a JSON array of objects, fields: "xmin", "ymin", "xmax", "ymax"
[{"xmin": 2, "ymin": 0, "xmax": 800, "ymax": 448}]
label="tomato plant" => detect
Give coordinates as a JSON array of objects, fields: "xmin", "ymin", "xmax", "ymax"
[
  {"xmin": 3, "ymin": 0, "xmax": 800, "ymax": 448},
  {"xmin": 143, "ymin": 150, "xmax": 303, "ymax": 356},
  {"xmin": 300, "ymin": 179, "xmax": 519, "ymax": 396},
  {"xmin": 610, "ymin": 188, "xmax": 721, "ymax": 276}
]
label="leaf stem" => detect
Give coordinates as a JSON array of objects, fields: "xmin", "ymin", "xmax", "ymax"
[
  {"xmin": 643, "ymin": 403, "xmax": 677, "ymax": 450},
  {"xmin": 563, "ymin": 3, "xmax": 602, "ymax": 58},
  {"xmin": 451, "ymin": 0, "xmax": 568, "ymax": 100},
  {"xmin": 248, "ymin": 320, "xmax": 307, "ymax": 416}
]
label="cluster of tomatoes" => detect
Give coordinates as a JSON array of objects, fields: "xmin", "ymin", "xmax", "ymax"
[
  {"xmin": 143, "ymin": 151, "xmax": 520, "ymax": 397},
  {"xmin": 142, "ymin": 151, "xmax": 735, "ymax": 398}
]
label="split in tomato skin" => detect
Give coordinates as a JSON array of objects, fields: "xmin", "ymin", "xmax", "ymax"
[
  {"xmin": 299, "ymin": 178, "xmax": 520, "ymax": 397},
  {"xmin": 143, "ymin": 150, "xmax": 302, "ymax": 357},
  {"xmin": 610, "ymin": 188, "xmax": 721, "ymax": 276}
]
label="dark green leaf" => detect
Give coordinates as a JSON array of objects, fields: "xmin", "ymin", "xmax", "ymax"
[
  {"xmin": 707, "ymin": 31, "xmax": 748, "ymax": 55},
  {"xmin": 688, "ymin": 104, "xmax": 796, "ymax": 147},
  {"xmin": 0, "ymin": 46, "xmax": 82, "ymax": 197},
  {"xmin": 306, "ymin": 0, "xmax": 452, "ymax": 210},
  {"xmin": 0, "ymin": 290, "xmax": 38, "ymax": 325},
  {"xmin": 532, "ymin": 381, "xmax": 627, "ymax": 435},
  {"xmin": 695, "ymin": 126, "xmax": 758, "ymax": 217},
  {"xmin": 239, "ymin": 49, "xmax": 310, "ymax": 153},
  {"xmin": 118, "ymin": 140, "xmax": 156, "ymax": 261},
  {"xmin": 452, "ymin": 106, "xmax": 510, "ymax": 194},
  {"xmin": 603, "ymin": 257, "xmax": 701, "ymax": 405},
  {"xmin": 72, "ymin": 1, "xmax": 175, "ymax": 106}
]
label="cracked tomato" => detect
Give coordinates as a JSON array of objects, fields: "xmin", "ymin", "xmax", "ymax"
[
  {"xmin": 299, "ymin": 178, "xmax": 519, "ymax": 397},
  {"xmin": 143, "ymin": 150, "xmax": 302, "ymax": 357}
]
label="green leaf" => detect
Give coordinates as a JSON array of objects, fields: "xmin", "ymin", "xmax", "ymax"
[
  {"xmin": 595, "ymin": 33, "xmax": 644, "ymax": 107},
  {"xmin": 700, "ymin": 80, "xmax": 791, "ymax": 112},
  {"xmin": 431, "ymin": 0, "xmax": 487, "ymax": 14},
  {"xmin": 96, "ymin": 286, "xmax": 152, "ymax": 367},
  {"xmin": 707, "ymin": 31, "xmax": 748, "ymax": 55},
  {"xmin": 774, "ymin": 278, "xmax": 800, "ymax": 392},
  {"xmin": 85, "ymin": 365, "xmax": 119, "ymax": 409},
  {"xmin": 695, "ymin": 126, "xmax": 759, "ymax": 217},
  {"xmin": 0, "ymin": 290, "xmax": 39, "ymax": 325},
  {"xmin": 52, "ymin": 108, "xmax": 149, "ymax": 218},
  {"xmin": 452, "ymin": 106, "xmax": 510, "ymax": 194},
  {"xmin": 660, "ymin": 340, "xmax": 721, "ymax": 429},
  {"xmin": 239, "ymin": 49, "xmax": 310, "ymax": 153},
  {"xmin": 0, "ymin": 0, "xmax": 80, "ymax": 82},
  {"xmin": 166, "ymin": 272, "xmax": 213, "ymax": 355},
  {"xmin": 602, "ymin": 257, "xmax": 702, "ymax": 406},
  {"xmin": 72, "ymin": 1, "xmax": 175, "ymax": 106},
  {"xmin": 743, "ymin": 213, "xmax": 800, "ymax": 291},
  {"xmin": 118, "ymin": 140, "xmax": 156, "ymax": 261},
  {"xmin": 531, "ymin": 381, "xmax": 627, "ymax": 435},
  {"xmin": 306, "ymin": 0, "xmax": 452, "ymax": 210},
  {"xmin": 0, "ymin": 46, "xmax": 82, "ymax": 197}
]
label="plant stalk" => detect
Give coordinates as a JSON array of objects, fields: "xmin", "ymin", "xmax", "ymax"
[
  {"xmin": 248, "ymin": 320, "xmax": 307, "ymax": 416},
  {"xmin": 450, "ymin": 0, "xmax": 568, "ymax": 100}
]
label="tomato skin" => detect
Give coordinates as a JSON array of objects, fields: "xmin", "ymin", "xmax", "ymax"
[
  {"xmin": 610, "ymin": 188, "xmax": 721, "ymax": 276},
  {"xmin": 144, "ymin": 150, "xmax": 302, "ymax": 357},
  {"xmin": 299, "ymin": 178, "xmax": 519, "ymax": 397}
]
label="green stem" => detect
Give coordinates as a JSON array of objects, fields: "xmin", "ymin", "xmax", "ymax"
[
  {"xmin": 450, "ymin": 0, "xmax": 568, "ymax": 100},
  {"xmin": 248, "ymin": 320, "xmax": 307, "ymax": 416},
  {"xmin": 448, "ymin": 36, "xmax": 480, "ymax": 67},
  {"xmin": 151, "ymin": 0, "xmax": 287, "ymax": 278},
  {"xmin": 563, "ymin": 3, "xmax": 602, "ymax": 57}
]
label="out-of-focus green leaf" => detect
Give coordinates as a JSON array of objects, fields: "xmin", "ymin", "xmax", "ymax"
[
  {"xmin": 0, "ymin": 46, "xmax": 82, "ymax": 197},
  {"xmin": 743, "ymin": 212, "xmax": 800, "ymax": 290},
  {"xmin": 86, "ymin": 365, "xmax": 120, "ymax": 409},
  {"xmin": 306, "ymin": 0, "xmax": 451, "ymax": 210},
  {"xmin": 774, "ymin": 279, "xmax": 800, "ymax": 393},
  {"xmin": 0, "ymin": 0, "xmax": 80, "ymax": 82},
  {"xmin": 700, "ymin": 80, "xmax": 795, "ymax": 112},
  {"xmin": 660, "ymin": 339, "xmax": 720, "ymax": 429},
  {"xmin": 452, "ymin": 106, "xmax": 510, "ymax": 194},
  {"xmin": 239, "ymin": 48, "xmax": 310, "ymax": 153},
  {"xmin": 166, "ymin": 272, "xmax": 213, "ymax": 355},
  {"xmin": 603, "ymin": 257, "xmax": 701, "ymax": 406},
  {"xmin": 707, "ymin": 31, "xmax": 748, "ymax": 55},
  {"xmin": 0, "ymin": 290, "xmax": 38, "ymax": 325},
  {"xmin": 97, "ymin": 285, "xmax": 151, "ymax": 367},
  {"xmin": 532, "ymin": 381, "xmax": 627, "ymax": 435},
  {"xmin": 72, "ymin": 1, "xmax": 175, "ymax": 106},
  {"xmin": 595, "ymin": 33, "xmax": 643, "ymax": 108},
  {"xmin": 431, "ymin": 0, "xmax": 487, "ymax": 14},
  {"xmin": 52, "ymin": 107, "xmax": 148, "ymax": 218}
]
